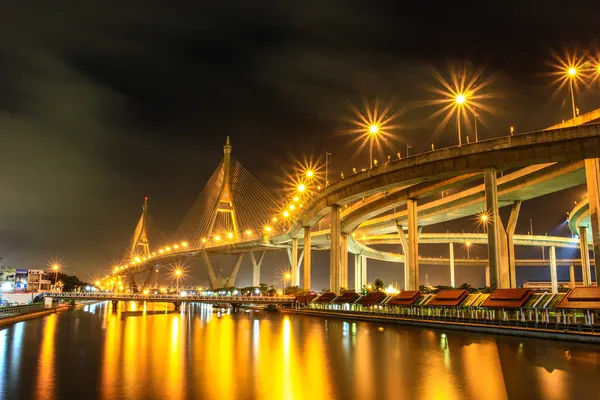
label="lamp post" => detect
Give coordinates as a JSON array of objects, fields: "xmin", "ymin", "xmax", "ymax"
[
  {"xmin": 369, "ymin": 124, "xmax": 379, "ymax": 168},
  {"xmin": 325, "ymin": 152, "xmax": 332, "ymax": 187},
  {"xmin": 51, "ymin": 264, "xmax": 60, "ymax": 291},
  {"xmin": 174, "ymin": 268, "xmax": 182, "ymax": 291},
  {"xmin": 567, "ymin": 67, "xmax": 577, "ymax": 119},
  {"xmin": 465, "ymin": 241, "xmax": 471, "ymax": 259},
  {"xmin": 455, "ymin": 94, "xmax": 466, "ymax": 147}
]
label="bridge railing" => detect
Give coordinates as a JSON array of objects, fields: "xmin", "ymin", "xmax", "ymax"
[{"xmin": 42, "ymin": 292, "xmax": 295, "ymax": 302}]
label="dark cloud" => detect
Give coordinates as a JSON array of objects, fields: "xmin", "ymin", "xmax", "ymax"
[{"xmin": 0, "ymin": 1, "xmax": 598, "ymax": 286}]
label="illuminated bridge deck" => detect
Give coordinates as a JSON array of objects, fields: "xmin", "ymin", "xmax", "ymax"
[{"xmin": 43, "ymin": 292, "xmax": 295, "ymax": 305}]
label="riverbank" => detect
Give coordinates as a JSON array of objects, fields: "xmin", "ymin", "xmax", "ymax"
[
  {"xmin": 282, "ymin": 308, "xmax": 600, "ymax": 344},
  {"xmin": 0, "ymin": 301, "xmax": 98, "ymax": 328}
]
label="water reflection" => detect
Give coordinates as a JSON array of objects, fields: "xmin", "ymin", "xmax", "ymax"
[{"xmin": 3, "ymin": 302, "xmax": 600, "ymax": 399}]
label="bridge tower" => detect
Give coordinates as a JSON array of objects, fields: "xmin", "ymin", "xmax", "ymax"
[
  {"xmin": 203, "ymin": 136, "xmax": 239, "ymax": 244},
  {"xmin": 130, "ymin": 197, "xmax": 151, "ymax": 259}
]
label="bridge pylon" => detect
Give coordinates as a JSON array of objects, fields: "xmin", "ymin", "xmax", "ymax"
[{"xmin": 130, "ymin": 197, "xmax": 151, "ymax": 259}]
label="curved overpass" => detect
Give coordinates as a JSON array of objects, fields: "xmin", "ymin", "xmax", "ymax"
[{"xmin": 287, "ymin": 124, "xmax": 600, "ymax": 237}]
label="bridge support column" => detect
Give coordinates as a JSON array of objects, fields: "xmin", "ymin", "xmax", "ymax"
[
  {"xmin": 202, "ymin": 251, "xmax": 219, "ymax": 289},
  {"xmin": 291, "ymin": 238, "xmax": 299, "ymax": 287},
  {"xmin": 303, "ymin": 226, "xmax": 312, "ymax": 291},
  {"xmin": 112, "ymin": 301, "xmax": 119, "ymax": 310},
  {"xmin": 505, "ymin": 201, "xmax": 521, "ymax": 288},
  {"xmin": 549, "ymin": 246, "xmax": 558, "ymax": 293},
  {"xmin": 340, "ymin": 233, "xmax": 348, "ymax": 291},
  {"xmin": 173, "ymin": 302, "xmax": 181, "ymax": 311},
  {"xmin": 354, "ymin": 254, "xmax": 362, "ymax": 292},
  {"xmin": 249, "ymin": 251, "xmax": 266, "ymax": 287},
  {"xmin": 569, "ymin": 265, "xmax": 576, "ymax": 288},
  {"xmin": 361, "ymin": 255, "xmax": 368, "ymax": 288},
  {"xmin": 226, "ymin": 254, "xmax": 244, "ymax": 287},
  {"xmin": 330, "ymin": 205, "xmax": 341, "ymax": 293},
  {"xmin": 485, "ymin": 265, "xmax": 490, "ymax": 288},
  {"xmin": 396, "ymin": 224, "xmax": 410, "ymax": 290},
  {"xmin": 585, "ymin": 158, "xmax": 600, "ymax": 284},
  {"xmin": 406, "ymin": 199, "xmax": 419, "ymax": 291},
  {"xmin": 449, "ymin": 242, "xmax": 455, "ymax": 288},
  {"xmin": 579, "ymin": 227, "xmax": 592, "ymax": 286},
  {"xmin": 484, "ymin": 167, "xmax": 506, "ymax": 290}
]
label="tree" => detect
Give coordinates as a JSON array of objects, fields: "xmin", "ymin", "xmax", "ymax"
[
  {"xmin": 458, "ymin": 283, "xmax": 477, "ymax": 293},
  {"xmin": 373, "ymin": 278, "xmax": 384, "ymax": 292},
  {"xmin": 284, "ymin": 285, "xmax": 304, "ymax": 295},
  {"xmin": 50, "ymin": 272, "xmax": 88, "ymax": 292}
]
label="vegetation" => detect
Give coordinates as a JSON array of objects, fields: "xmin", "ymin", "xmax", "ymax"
[
  {"xmin": 50, "ymin": 272, "xmax": 88, "ymax": 292},
  {"xmin": 373, "ymin": 278, "xmax": 384, "ymax": 292}
]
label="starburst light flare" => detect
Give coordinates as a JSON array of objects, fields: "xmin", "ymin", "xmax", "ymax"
[{"xmin": 425, "ymin": 63, "xmax": 498, "ymax": 146}]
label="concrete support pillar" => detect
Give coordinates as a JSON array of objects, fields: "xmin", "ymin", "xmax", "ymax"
[
  {"xmin": 361, "ymin": 255, "xmax": 368, "ymax": 288},
  {"xmin": 202, "ymin": 251, "xmax": 218, "ymax": 289},
  {"xmin": 291, "ymin": 238, "xmax": 299, "ymax": 287},
  {"xmin": 569, "ymin": 265, "xmax": 575, "ymax": 288},
  {"xmin": 330, "ymin": 205, "xmax": 341, "ymax": 293},
  {"xmin": 249, "ymin": 251, "xmax": 265, "ymax": 287},
  {"xmin": 579, "ymin": 227, "xmax": 592, "ymax": 286},
  {"xmin": 549, "ymin": 246, "xmax": 558, "ymax": 293},
  {"xmin": 585, "ymin": 158, "xmax": 600, "ymax": 284},
  {"xmin": 340, "ymin": 233, "xmax": 349, "ymax": 291},
  {"xmin": 303, "ymin": 226, "xmax": 312, "ymax": 291},
  {"xmin": 354, "ymin": 254, "xmax": 362, "ymax": 292},
  {"xmin": 406, "ymin": 199, "xmax": 419, "ymax": 290},
  {"xmin": 506, "ymin": 201, "xmax": 521, "ymax": 288},
  {"xmin": 484, "ymin": 167, "xmax": 503, "ymax": 290},
  {"xmin": 485, "ymin": 265, "xmax": 491, "ymax": 288},
  {"xmin": 396, "ymin": 224, "xmax": 410, "ymax": 290},
  {"xmin": 449, "ymin": 242, "xmax": 455, "ymax": 288},
  {"xmin": 226, "ymin": 254, "xmax": 244, "ymax": 287}
]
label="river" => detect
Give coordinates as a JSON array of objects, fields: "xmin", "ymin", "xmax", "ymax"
[{"xmin": 0, "ymin": 302, "xmax": 599, "ymax": 399}]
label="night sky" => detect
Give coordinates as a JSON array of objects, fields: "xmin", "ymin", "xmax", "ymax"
[{"xmin": 1, "ymin": 1, "xmax": 600, "ymax": 288}]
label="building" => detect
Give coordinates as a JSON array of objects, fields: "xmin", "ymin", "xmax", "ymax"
[
  {"xmin": 0, "ymin": 266, "xmax": 16, "ymax": 292},
  {"xmin": 27, "ymin": 270, "xmax": 52, "ymax": 292}
]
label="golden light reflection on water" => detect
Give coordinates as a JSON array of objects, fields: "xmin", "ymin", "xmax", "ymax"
[
  {"xmin": 36, "ymin": 314, "xmax": 57, "ymax": 400},
  {"xmin": 461, "ymin": 342, "xmax": 508, "ymax": 400},
  {"xmin": 76, "ymin": 303, "xmax": 600, "ymax": 399}
]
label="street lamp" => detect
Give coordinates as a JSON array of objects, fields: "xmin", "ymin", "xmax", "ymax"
[
  {"xmin": 465, "ymin": 241, "xmax": 472, "ymax": 259},
  {"xmin": 567, "ymin": 67, "xmax": 578, "ymax": 119},
  {"xmin": 455, "ymin": 94, "xmax": 466, "ymax": 147},
  {"xmin": 369, "ymin": 124, "xmax": 379, "ymax": 169},
  {"xmin": 51, "ymin": 264, "xmax": 60, "ymax": 289},
  {"xmin": 174, "ymin": 268, "xmax": 183, "ymax": 291}
]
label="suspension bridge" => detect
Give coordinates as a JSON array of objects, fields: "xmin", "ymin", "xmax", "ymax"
[{"xmin": 98, "ymin": 116, "xmax": 600, "ymax": 295}]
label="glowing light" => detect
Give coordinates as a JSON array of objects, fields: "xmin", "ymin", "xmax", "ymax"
[
  {"xmin": 306, "ymin": 170, "xmax": 314, "ymax": 178},
  {"xmin": 272, "ymin": 217, "xmax": 277, "ymax": 222},
  {"xmin": 94, "ymin": 281, "xmax": 100, "ymax": 286},
  {"xmin": 166, "ymin": 247, "xmax": 171, "ymax": 251},
  {"xmin": 384, "ymin": 284, "xmax": 399, "ymax": 294},
  {"xmin": 283, "ymin": 211, "xmax": 290, "ymax": 217},
  {"xmin": 466, "ymin": 241, "xmax": 471, "ymax": 247},
  {"xmin": 173, "ymin": 244, "xmax": 179, "ymax": 249},
  {"xmin": 159, "ymin": 249, "xmax": 165, "ymax": 254},
  {"xmin": 298, "ymin": 184, "xmax": 306, "ymax": 192},
  {"xmin": 143, "ymin": 289, "xmax": 150, "ymax": 296},
  {"xmin": 344, "ymin": 98, "xmax": 402, "ymax": 164},
  {"xmin": 293, "ymin": 196, "xmax": 299, "ymax": 202},
  {"xmin": 284, "ymin": 273, "xmax": 292, "ymax": 280},
  {"xmin": 181, "ymin": 242, "xmax": 188, "ymax": 247},
  {"xmin": 134, "ymin": 257, "xmax": 141, "ymax": 263},
  {"xmin": 264, "ymin": 226, "xmax": 272, "ymax": 232},
  {"xmin": 202, "ymin": 238, "xmax": 207, "ymax": 243},
  {"xmin": 227, "ymin": 232, "xmax": 234, "ymax": 239},
  {"xmin": 174, "ymin": 269, "xmax": 182, "ymax": 277},
  {"xmin": 215, "ymin": 235, "xmax": 221, "ymax": 241},
  {"xmin": 114, "ymin": 267, "xmax": 119, "ymax": 273},
  {"xmin": 289, "ymin": 204, "xmax": 295, "ymax": 211},
  {"xmin": 568, "ymin": 67, "xmax": 577, "ymax": 76},
  {"xmin": 425, "ymin": 62, "xmax": 497, "ymax": 146},
  {"xmin": 480, "ymin": 213, "xmax": 488, "ymax": 222},
  {"xmin": 245, "ymin": 230, "xmax": 252, "ymax": 235}
]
